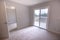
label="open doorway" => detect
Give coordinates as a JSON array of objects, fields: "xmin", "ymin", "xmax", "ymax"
[
  {"xmin": 34, "ymin": 8, "xmax": 48, "ymax": 29},
  {"xmin": 6, "ymin": 6, "xmax": 17, "ymax": 32}
]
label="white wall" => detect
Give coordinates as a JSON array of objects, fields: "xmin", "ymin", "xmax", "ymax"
[
  {"xmin": 8, "ymin": 23, "xmax": 17, "ymax": 31},
  {"xmin": 29, "ymin": 0, "xmax": 60, "ymax": 34},
  {"xmin": 48, "ymin": 0, "xmax": 60, "ymax": 34},
  {"xmin": 6, "ymin": 8, "xmax": 17, "ymax": 24},
  {"xmin": 6, "ymin": 1, "xmax": 30, "ymax": 29},
  {"xmin": 6, "ymin": 3, "xmax": 17, "ymax": 31}
]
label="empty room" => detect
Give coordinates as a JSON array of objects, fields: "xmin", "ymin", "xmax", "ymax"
[{"xmin": 0, "ymin": 0, "xmax": 60, "ymax": 40}]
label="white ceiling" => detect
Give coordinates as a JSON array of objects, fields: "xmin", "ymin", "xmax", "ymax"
[{"xmin": 10, "ymin": 0, "xmax": 51, "ymax": 6}]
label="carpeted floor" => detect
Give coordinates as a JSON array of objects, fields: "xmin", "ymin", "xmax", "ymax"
[{"xmin": 7, "ymin": 26, "xmax": 60, "ymax": 40}]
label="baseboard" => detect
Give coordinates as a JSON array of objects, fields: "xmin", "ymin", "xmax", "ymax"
[
  {"xmin": 34, "ymin": 26, "xmax": 60, "ymax": 35},
  {"xmin": 46, "ymin": 29, "xmax": 60, "ymax": 35},
  {"xmin": 53, "ymin": 31, "xmax": 60, "ymax": 35}
]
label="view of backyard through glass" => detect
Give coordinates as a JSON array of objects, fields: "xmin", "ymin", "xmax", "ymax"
[{"xmin": 34, "ymin": 8, "xmax": 48, "ymax": 29}]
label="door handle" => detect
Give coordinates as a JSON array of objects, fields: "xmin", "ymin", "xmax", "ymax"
[{"xmin": 4, "ymin": 22, "xmax": 7, "ymax": 24}]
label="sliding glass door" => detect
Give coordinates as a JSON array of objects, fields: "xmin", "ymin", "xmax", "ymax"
[{"xmin": 34, "ymin": 8, "xmax": 48, "ymax": 29}]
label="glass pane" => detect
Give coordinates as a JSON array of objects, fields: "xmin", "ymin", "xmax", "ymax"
[
  {"xmin": 34, "ymin": 10, "xmax": 40, "ymax": 26},
  {"xmin": 40, "ymin": 8, "xmax": 48, "ymax": 29}
]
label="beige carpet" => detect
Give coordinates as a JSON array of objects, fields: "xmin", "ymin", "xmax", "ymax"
[{"xmin": 8, "ymin": 26, "xmax": 60, "ymax": 40}]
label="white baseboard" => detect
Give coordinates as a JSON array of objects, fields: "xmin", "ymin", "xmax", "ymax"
[{"xmin": 47, "ymin": 30, "xmax": 60, "ymax": 35}]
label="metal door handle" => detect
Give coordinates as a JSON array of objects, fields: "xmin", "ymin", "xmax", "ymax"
[{"xmin": 4, "ymin": 22, "xmax": 7, "ymax": 24}]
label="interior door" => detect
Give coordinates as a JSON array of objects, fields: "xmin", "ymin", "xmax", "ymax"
[{"xmin": 0, "ymin": 0, "xmax": 9, "ymax": 38}]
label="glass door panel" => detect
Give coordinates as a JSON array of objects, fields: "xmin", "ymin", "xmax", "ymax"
[
  {"xmin": 39, "ymin": 8, "xmax": 48, "ymax": 29},
  {"xmin": 34, "ymin": 10, "xmax": 40, "ymax": 26}
]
